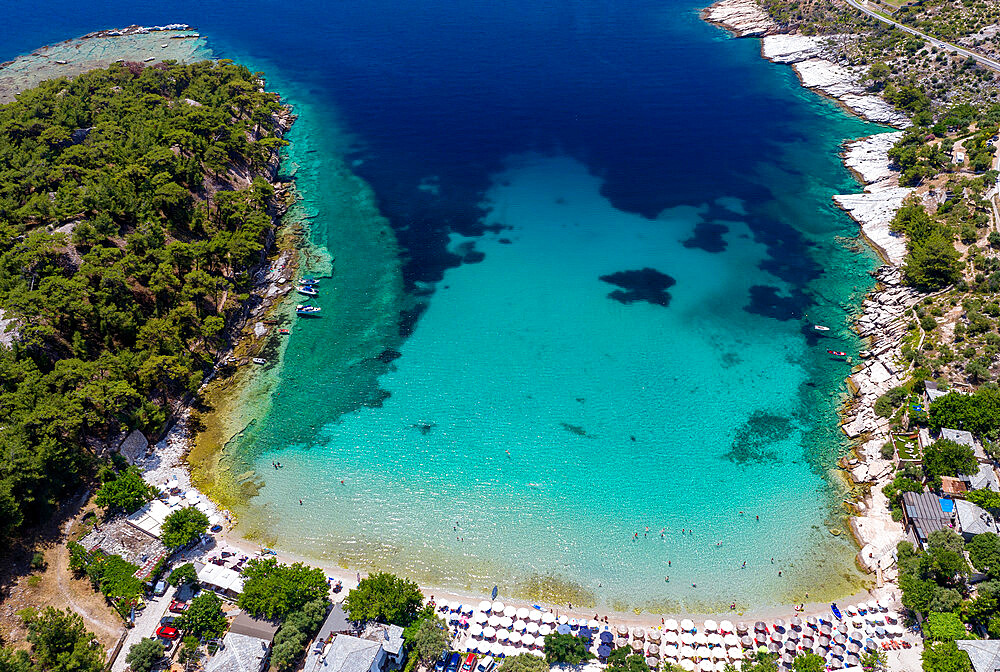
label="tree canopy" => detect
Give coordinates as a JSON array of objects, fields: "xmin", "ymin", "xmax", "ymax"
[
  {"xmin": 175, "ymin": 591, "xmax": 227, "ymax": 639},
  {"xmin": 543, "ymin": 632, "xmax": 592, "ymax": 665},
  {"xmin": 343, "ymin": 572, "xmax": 423, "ymax": 627},
  {"xmin": 238, "ymin": 558, "xmax": 329, "ymax": 620},
  {"xmin": 496, "ymin": 653, "xmax": 549, "ymax": 672},
  {"xmin": 4, "ymin": 607, "xmax": 106, "ymax": 672},
  {"xmin": 402, "ymin": 607, "xmax": 450, "ymax": 665},
  {"xmin": 968, "ymin": 533, "xmax": 1000, "ymax": 579},
  {"xmin": 922, "ymin": 640, "xmax": 972, "ymax": 672},
  {"xmin": 125, "ymin": 639, "xmax": 165, "ymax": 672},
  {"xmin": 160, "ymin": 506, "xmax": 209, "ymax": 548},
  {"xmin": 0, "ymin": 59, "xmax": 289, "ymax": 543},
  {"xmin": 930, "ymin": 388, "xmax": 1000, "ymax": 437},
  {"xmin": 94, "ymin": 465, "xmax": 155, "ymax": 514},
  {"xmin": 922, "ymin": 438, "xmax": 978, "ymax": 488}
]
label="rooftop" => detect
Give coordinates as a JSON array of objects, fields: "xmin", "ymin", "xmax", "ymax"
[
  {"xmin": 956, "ymin": 639, "xmax": 1000, "ymax": 672},
  {"xmin": 205, "ymin": 632, "xmax": 271, "ymax": 672},
  {"xmin": 901, "ymin": 491, "xmax": 954, "ymax": 542},
  {"xmin": 79, "ymin": 517, "xmax": 167, "ymax": 580},
  {"xmin": 196, "ymin": 561, "xmax": 245, "ymax": 594},
  {"xmin": 942, "ymin": 428, "xmax": 976, "ymax": 448},
  {"xmin": 956, "ymin": 499, "xmax": 999, "ymax": 537},
  {"xmin": 230, "ymin": 612, "xmax": 280, "ymax": 643},
  {"xmin": 311, "ymin": 634, "xmax": 382, "ymax": 672},
  {"xmin": 964, "ymin": 463, "xmax": 1000, "ymax": 493}
]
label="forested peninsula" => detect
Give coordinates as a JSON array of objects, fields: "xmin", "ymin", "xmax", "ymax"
[{"xmin": 0, "ymin": 59, "xmax": 294, "ymax": 542}]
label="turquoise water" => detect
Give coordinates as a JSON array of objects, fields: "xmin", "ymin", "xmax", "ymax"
[{"xmin": 3, "ymin": 0, "xmax": 885, "ymax": 611}]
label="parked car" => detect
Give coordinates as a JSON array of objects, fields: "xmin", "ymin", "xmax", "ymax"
[
  {"xmin": 152, "ymin": 581, "xmax": 167, "ymax": 597},
  {"xmin": 476, "ymin": 656, "xmax": 495, "ymax": 672},
  {"xmin": 434, "ymin": 651, "xmax": 450, "ymax": 672},
  {"xmin": 159, "ymin": 616, "xmax": 176, "ymax": 627},
  {"xmin": 168, "ymin": 600, "xmax": 188, "ymax": 613},
  {"xmin": 445, "ymin": 652, "xmax": 461, "ymax": 672},
  {"xmin": 461, "ymin": 653, "xmax": 477, "ymax": 672},
  {"xmin": 156, "ymin": 625, "xmax": 179, "ymax": 640}
]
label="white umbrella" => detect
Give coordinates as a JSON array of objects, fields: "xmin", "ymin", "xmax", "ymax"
[
  {"xmin": 497, "ymin": 630, "xmax": 511, "ymax": 642},
  {"xmin": 499, "ymin": 617, "xmax": 513, "ymax": 629},
  {"xmin": 663, "ymin": 631, "xmax": 679, "ymax": 643},
  {"xmin": 460, "ymin": 639, "xmax": 474, "ymax": 652},
  {"xmin": 728, "ymin": 648, "xmax": 743, "ymax": 660},
  {"xmin": 632, "ymin": 627, "xmax": 645, "ymax": 640},
  {"xmin": 694, "ymin": 633, "xmax": 709, "ymax": 646},
  {"xmin": 476, "ymin": 641, "xmax": 492, "ymax": 654},
  {"xmin": 710, "ymin": 647, "xmax": 726, "ymax": 660},
  {"xmin": 866, "ymin": 600, "xmax": 879, "ymax": 613},
  {"xmin": 526, "ymin": 622, "xmax": 539, "ymax": 634},
  {"xmin": 558, "ymin": 615, "xmax": 569, "ymax": 625},
  {"xmin": 463, "ymin": 604, "xmax": 474, "ymax": 615},
  {"xmin": 662, "ymin": 645, "xmax": 679, "ymax": 657},
  {"xmin": 516, "ymin": 607, "xmax": 530, "ymax": 620},
  {"xmin": 569, "ymin": 618, "xmax": 579, "ymax": 628},
  {"xmin": 681, "ymin": 619, "xmax": 695, "ymax": 632},
  {"xmin": 680, "ymin": 633, "xmax": 695, "ymax": 645},
  {"xmin": 503, "ymin": 646, "xmax": 519, "ymax": 658},
  {"xmin": 528, "ymin": 650, "xmax": 545, "ymax": 659},
  {"xmin": 473, "ymin": 612, "xmax": 488, "ymax": 624},
  {"xmin": 483, "ymin": 626, "xmax": 497, "ymax": 639},
  {"xmin": 528, "ymin": 610, "xmax": 542, "ymax": 622},
  {"xmin": 488, "ymin": 615, "xmax": 502, "ymax": 627},
  {"xmin": 541, "ymin": 612, "xmax": 555, "ymax": 624},
  {"xmin": 167, "ymin": 495, "xmax": 182, "ymax": 506},
  {"xmin": 719, "ymin": 621, "xmax": 734, "ymax": 634},
  {"xmin": 469, "ymin": 624, "xmax": 483, "ymax": 638},
  {"xmin": 588, "ymin": 619, "xmax": 601, "ymax": 629},
  {"xmin": 724, "ymin": 634, "xmax": 739, "ymax": 647},
  {"xmin": 714, "ymin": 661, "xmax": 728, "ymax": 672},
  {"xmin": 665, "ymin": 619, "xmax": 679, "ymax": 631},
  {"xmin": 680, "ymin": 646, "xmax": 696, "ymax": 658},
  {"xmin": 513, "ymin": 619, "xmax": 527, "ymax": 632},
  {"xmin": 522, "ymin": 634, "xmax": 536, "ymax": 647},
  {"xmin": 479, "ymin": 600, "xmax": 493, "ymax": 612},
  {"xmin": 504, "ymin": 606, "xmax": 517, "ymax": 618},
  {"xmin": 492, "ymin": 601, "xmax": 505, "ymax": 613},
  {"xmin": 538, "ymin": 625, "xmax": 552, "ymax": 636},
  {"xmin": 490, "ymin": 642, "xmax": 505, "ymax": 657},
  {"xmin": 437, "ymin": 599, "xmax": 450, "ymax": 611},
  {"xmin": 679, "ymin": 660, "xmax": 695, "ymax": 671},
  {"xmin": 695, "ymin": 646, "xmax": 711, "ymax": 660},
  {"xmin": 708, "ymin": 633, "xmax": 723, "ymax": 647},
  {"xmin": 509, "ymin": 632, "xmax": 522, "ymax": 645},
  {"xmin": 704, "ymin": 620, "xmax": 718, "ymax": 632}
]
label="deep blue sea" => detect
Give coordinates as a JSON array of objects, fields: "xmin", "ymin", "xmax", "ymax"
[{"xmin": 2, "ymin": 0, "xmax": 887, "ymax": 612}]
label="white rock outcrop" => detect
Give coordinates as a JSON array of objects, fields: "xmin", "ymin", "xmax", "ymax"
[{"xmin": 702, "ymin": 0, "xmax": 777, "ymax": 37}]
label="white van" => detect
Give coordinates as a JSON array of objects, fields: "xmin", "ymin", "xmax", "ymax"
[{"xmin": 476, "ymin": 656, "xmax": 495, "ymax": 672}]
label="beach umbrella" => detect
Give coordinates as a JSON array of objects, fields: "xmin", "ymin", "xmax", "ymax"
[
  {"xmin": 524, "ymin": 633, "xmax": 537, "ymax": 647},
  {"xmin": 538, "ymin": 624, "xmax": 551, "ymax": 637},
  {"xmin": 509, "ymin": 632, "xmax": 522, "ymax": 645},
  {"xmin": 846, "ymin": 654, "xmax": 861, "ymax": 667},
  {"xmin": 723, "ymin": 634, "xmax": 739, "ymax": 647},
  {"xmin": 819, "ymin": 614, "xmax": 832, "ymax": 626},
  {"xmin": 680, "ymin": 633, "xmax": 695, "ymax": 646},
  {"xmin": 786, "ymin": 630, "xmax": 800, "ymax": 641},
  {"xmin": 728, "ymin": 648, "xmax": 743, "ymax": 660},
  {"xmin": 681, "ymin": 619, "xmax": 695, "ymax": 632},
  {"xmin": 695, "ymin": 646, "xmax": 711, "ymax": 660},
  {"xmin": 578, "ymin": 628, "xmax": 593, "ymax": 641},
  {"xmin": 781, "ymin": 652, "xmax": 794, "ymax": 666},
  {"xmin": 755, "ymin": 621, "xmax": 766, "ymax": 632},
  {"xmin": 818, "ymin": 636, "xmax": 831, "ymax": 647},
  {"xmin": 516, "ymin": 607, "xmax": 529, "ymax": 620},
  {"xmin": 469, "ymin": 624, "xmax": 483, "ymax": 638},
  {"xmin": 556, "ymin": 625, "xmax": 571, "ymax": 636},
  {"xmin": 504, "ymin": 645, "xmax": 519, "ymax": 657},
  {"xmin": 790, "ymin": 616, "xmax": 801, "ymax": 629},
  {"xmin": 875, "ymin": 626, "xmax": 886, "ymax": 638},
  {"xmin": 704, "ymin": 620, "xmax": 718, "ymax": 632},
  {"xmin": 528, "ymin": 650, "xmax": 545, "ymax": 659},
  {"xmin": 680, "ymin": 645, "xmax": 696, "ymax": 658},
  {"xmin": 833, "ymin": 634, "xmax": 846, "ymax": 645},
  {"xmin": 710, "ymin": 647, "xmax": 726, "ymax": 660},
  {"xmin": 819, "ymin": 624, "xmax": 831, "ymax": 636},
  {"xmin": 865, "ymin": 638, "xmax": 876, "ymax": 652},
  {"xmin": 597, "ymin": 645, "xmax": 612, "ymax": 659},
  {"xmin": 490, "ymin": 642, "xmax": 505, "ymax": 657},
  {"xmin": 679, "ymin": 660, "xmax": 695, "ymax": 671},
  {"xmin": 503, "ymin": 606, "xmax": 517, "ymax": 619},
  {"xmin": 837, "ymin": 624, "xmax": 848, "ymax": 635},
  {"xmin": 646, "ymin": 656, "xmax": 659, "ymax": 668},
  {"xmin": 600, "ymin": 631, "xmax": 614, "ymax": 644},
  {"xmin": 846, "ymin": 605, "xmax": 857, "ymax": 616},
  {"xmin": 665, "ymin": 619, "xmax": 679, "ymax": 631},
  {"xmin": 647, "ymin": 629, "xmax": 661, "ymax": 643},
  {"xmin": 479, "ymin": 600, "xmax": 492, "ymax": 612},
  {"xmin": 629, "ymin": 640, "xmax": 642, "ymax": 652},
  {"xmin": 617, "ymin": 624, "xmax": 629, "ymax": 636},
  {"xmin": 736, "ymin": 622, "xmax": 748, "ymax": 635},
  {"xmin": 740, "ymin": 636, "xmax": 753, "ymax": 648},
  {"xmin": 589, "ymin": 619, "xmax": 601, "ymax": 630},
  {"xmin": 557, "ymin": 615, "xmax": 569, "ymax": 625},
  {"xmin": 526, "ymin": 622, "xmax": 539, "ymax": 634},
  {"xmin": 476, "ymin": 641, "xmax": 492, "ymax": 654},
  {"xmin": 719, "ymin": 620, "xmax": 734, "ymax": 634},
  {"xmin": 492, "ymin": 601, "xmax": 505, "ymax": 613},
  {"xmin": 460, "ymin": 638, "xmax": 474, "ymax": 652},
  {"xmin": 774, "ymin": 619, "xmax": 785, "ymax": 632},
  {"xmin": 488, "ymin": 615, "xmax": 502, "ymax": 627},
  {"xmin": 570, "ymin": 618, "xmax": 580, "ymax": 629},
  {"xmin": 783, "ymin": 640, "xmax": 796, "ymax": 652},
  {"xmin": 694, "ymin": 633, "xmax": 709, "ymax": 646},
  {"xmin": 767, "ymin": 642, "xmax": 780, "ymax": 654},
  {"xmin": 463, "ymin": 604, "xmax": 474, "ymax": 615},
  {"xmin": 663, "ymin": 631, "xmax": 679, "ymax": 644},
  {"xmin": 847, "ymin": 641, "xmax": 860, "ymax": 654},
  {"xmin": 829, "ymin": 660, "xmax": 843, "ymax": 670},
  {"xmin": 483, "ymin": 626, "xmax": 497, "ymax": 639},
  {"xmin": 849, "ymin": 631, "xmax": 864, "ymax": 643},
  {"xmin": 500, "ymin": 617, "xmax": 513, "ymax": 629},
  {"xmin": 528, "ymin": 610, "xmax": 542, "ymax": 622},
  {"xmin": 662, "ymin": 644, "xmax": 679, "ymax": 658},
  {"xmin": 513, "ymin": 620, "xmax": 527, "ymax": 632},
  {"xmin": 616, "ymin": 638, "xmax": 628, "ymax": 649},
  {"xmin": 633, "ymin": 628, "xmax": 646, "ymax": 640},
  {"xmin": 884, "ymin": 611, "xmax": 899, "ymax": 623},
  {"xmin": 473, "ymin": 612, "xmax": 488, "ymax": 624},
  {"xmin": 647, "ymin": 644, "xmax": 660, "ymax": 656}
]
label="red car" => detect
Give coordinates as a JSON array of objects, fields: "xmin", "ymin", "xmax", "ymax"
[
  {"xmin": 156, "ymin": 626, "xmax": 180, "ymax": 640},
  {"xmin": 461, "ymin": 654, "xmax": 477, "ymax": 672},
  {"xmin": 168, "ymin": 600, "xmax": 188, "ymax": 613}
]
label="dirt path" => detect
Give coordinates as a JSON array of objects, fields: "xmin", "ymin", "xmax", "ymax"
[{"xmin": 52, "ymin": 519, "xmax": 124, "ymax": 643}]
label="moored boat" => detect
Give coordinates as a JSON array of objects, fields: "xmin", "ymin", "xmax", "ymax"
[
  {"xmin": 279, "ymin": 328, "xmax": 290, "ymax": 334},
  {"xmin": 296, "ymin": 305, "xmax": 321, "ymax": 315},
  {"xmin": 813, "ymin": 325, "xmax": 830, "ymax": 331},
  {"xmin": 297, "ymin": 286, "xmax": 318, "ymax": 296},
  {"xmin": 300, "ymin": 277, "xmax": 319, "ymax": 285},
  {"xmin": 252, "ymin": 357, "xmax": 266, "ymax": 365},
  {"xmin": 827, "ymin": 350, "xmax": 847, "ymax": 357}
]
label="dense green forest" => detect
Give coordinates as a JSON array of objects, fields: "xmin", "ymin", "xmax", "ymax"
[{"xmin": 0, "ymin": 59, "xmax": 290, "ymax": 541}]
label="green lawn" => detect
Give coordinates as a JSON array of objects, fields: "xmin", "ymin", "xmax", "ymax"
[{"xmin": 893, "ymin": 433, "xmax": 921, "ymax": 461}]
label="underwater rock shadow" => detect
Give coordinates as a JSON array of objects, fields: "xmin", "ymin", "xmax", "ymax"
[{"xmin": 599, "ymin": 268, "xmax": 676, "ymax": 307}]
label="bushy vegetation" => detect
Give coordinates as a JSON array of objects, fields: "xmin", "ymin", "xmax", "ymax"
[
  {"xmin": 898, "ymin": 531, "xmax": 968, "ymax": 615},
  {"xmin": 543, "ymin": 632, "xmax": 593, "ymax": 665},
  {"xmin": 126, "ymin": 638, "xmax": 165, "ymax": 672},
  {"xmin": 94, "ymin": 464, "xmax": 156, "ymax": 514},
  {"xmin": 271, "ymin": 598, "xmax": 329, "ymax": 672},
  {"xmin": 0, "ymin": 59, "xmax": 289, "ymax": 542},
  {"xmin": 343, "ymin": 571, "xmax": 423, "ymax": 626},
  {"xmin": 175, "ymin": 591, "xmax": 227, "ymax": 640},
  {"xmin": 402, "ymin": 606, "xmax": 450, "ymax": 670},
  {"xmin": 160, "ymin": 506, "xmax": 209, "ymax": 548},
  {"xmin": 68, "ymin": 545, "xmax": 145, "ymax": 617},
  {"xmin": 0, "ymin": 607, "xmax": 104, "ymax": 672},
  {"xmin": 238, "ymin": 558, "xmax": 328, "ymax": 620},
  {"xmin": 930, "ymin": 388, "xmax": 1000, "ymax": 438},
  {"xmin": 168, "ymin": 562, "xmax": 198, "ymax": 586}
]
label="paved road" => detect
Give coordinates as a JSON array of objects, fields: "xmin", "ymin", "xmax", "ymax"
[
  {"xmin": 110, "ymin": 584, "xmax": 177, "ymax": 672},
  {"xmin": 845, "ymin": 0, "xmax": 1000, "ymax": 72}
]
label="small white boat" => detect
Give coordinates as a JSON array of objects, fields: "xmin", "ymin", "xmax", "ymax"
[
  {"xmin": 143, "ymin": 56, "xmax": 155, "ymax": 62},
  {"xmin": 813, "ymin": 325, "xmax": 830, "ymax": 331},
  {"xmin": 252, "ymin": 357, "xmax": 266, "ymax": 365},
  {"xmin": 296, "ymin": 286, "xmax": 318, "ymax": 297},
  {"xmin": 296, "ymin": 305, "xmax": 321, "ymax": 315}
]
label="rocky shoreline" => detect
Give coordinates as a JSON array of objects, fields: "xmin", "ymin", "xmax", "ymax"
[{"xmin": 704, "ymin": 0, "xmax": 919, "ymax": 612}]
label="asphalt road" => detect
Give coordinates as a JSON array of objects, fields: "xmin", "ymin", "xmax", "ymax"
[{"xmin": 844, "ymin": 0, "xmax": 1000, "ymax": 72}]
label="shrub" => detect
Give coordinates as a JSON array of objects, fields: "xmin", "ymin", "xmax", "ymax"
[
  {"xmin": 126, "ymin": 638, "xmax": 165, "ymax": 672},
  {"xmin": 160, "ymin": 507, "xmax": 209, "ymax": 548}
]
